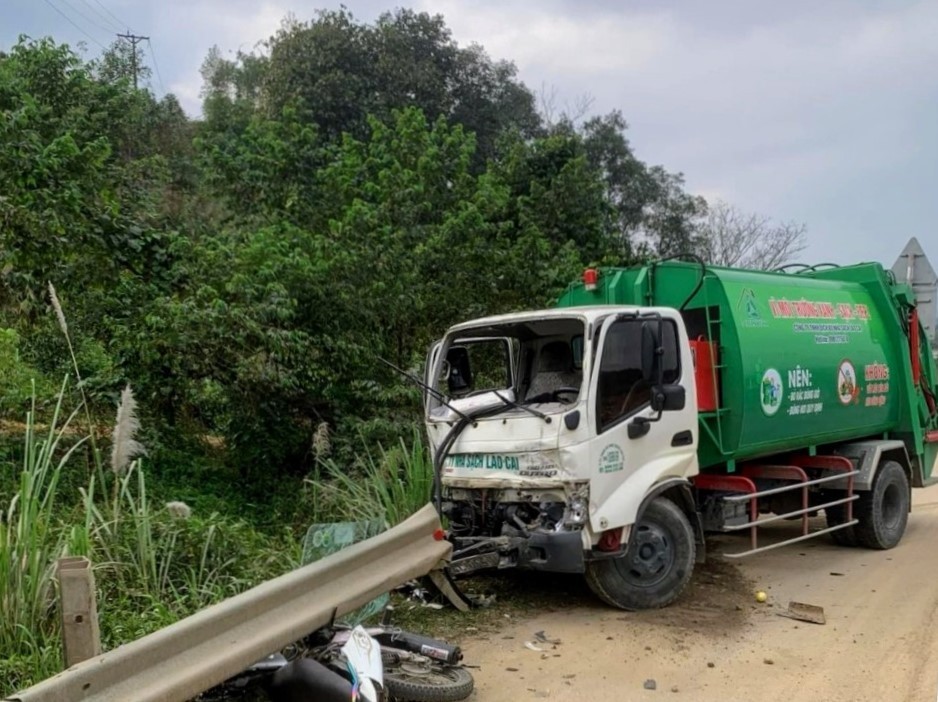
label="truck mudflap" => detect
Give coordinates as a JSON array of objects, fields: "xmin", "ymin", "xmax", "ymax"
[{"xmin": 694, "ymin": 455, "xmax": 859, "ymax": 558}]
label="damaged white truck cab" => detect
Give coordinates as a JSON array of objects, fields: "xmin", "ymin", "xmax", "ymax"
[
  {"xmin": 424, "ymin": 306, "xmax": 703, "ymax": 610},
  {"xmin": 422, "ymin": 258, "xmax": 938, "ymax": 610}
]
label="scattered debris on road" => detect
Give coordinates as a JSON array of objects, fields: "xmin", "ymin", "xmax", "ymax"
[
  {"xmin": 533, "ymin": 630, "xmax": 561, "ymax": 645},
  {"xmin": 778, "ymin": 601, "xmax": 826, "ymax": 625}
]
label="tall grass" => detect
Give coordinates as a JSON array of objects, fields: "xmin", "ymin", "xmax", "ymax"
[
  {"xmin": 0, "ymin": 284, "xmax": 306, "ymax": 695},
  {"xmin": 0, "ymin": 377, "xmax": 296, "ymax": 697},
  {"xmin": 306, "ymin": 428, "xmax": 433, "ymax": 526},
  {"xmin": 0, "ymin": 377, "xmax": 87, "ymax": 686}
]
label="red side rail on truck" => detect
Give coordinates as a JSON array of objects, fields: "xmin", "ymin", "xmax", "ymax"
[
  {"xmin": 693, "ymin": 456, "xmax": 858, "ymax": 558},
  {"xmin": 741, "ymin": 465, "xmax": 810, "ymax": 537}
]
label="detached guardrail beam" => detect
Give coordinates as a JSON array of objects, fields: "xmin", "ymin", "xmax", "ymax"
[{"xmin": 7, "ymin": 504, "xmax": 451, "ymax": 702}]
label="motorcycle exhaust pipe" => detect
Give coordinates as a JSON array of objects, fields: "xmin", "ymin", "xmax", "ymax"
[{"xmin": 375, "ymin": 630, "xmax": 463, "ymax": 665}]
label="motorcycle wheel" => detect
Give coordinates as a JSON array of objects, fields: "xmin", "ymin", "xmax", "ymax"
[{"xmin": 382, "ymin": 654, "xmax": 474, "ymax": 702}]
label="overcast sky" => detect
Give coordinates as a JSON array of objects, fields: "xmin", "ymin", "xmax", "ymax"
[{"xmin": 3, "ymin": 0, "xmax": 937, "ymax": 271}]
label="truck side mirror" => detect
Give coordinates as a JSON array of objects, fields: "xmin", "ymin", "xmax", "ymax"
[
  {"xmin": 651, "ymin": 384, "xmax": 686, "ymax": 412},
  {"xmin": 640, "ymin": 322, "xmax": 661, "ymax": 385},
  {"xmin": 446, "ymin": 346, "xmax": 472, "ymax": 395}
]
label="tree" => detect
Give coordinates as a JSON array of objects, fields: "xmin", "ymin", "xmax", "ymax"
[
  {"xmin": 491, "ymin": 124, "xmax": 608, "ymax": 268},
  {"xmin": 576, "ymin": 111, "xmax": 707, "ymax": 263},
  {"xmin": 641, "ymin": 167, "xmax": 708, "ymax": 258},
  {"xmin": 0, "ymin": 38, "xmax": 196, "ymax": 405},
  {"xmin": 203, "ymin": 9, "xmax": 541, "ymax": 168},
  {"xmin": 1, "ymin": 32, "xmax": 806, "ymax": 482},
  {"xmin": 93, "ymin": 38, "xmax": 151, "ymax": 88},
  {"xmin": 697, "ymin": 200, "xmax": 807, "ymax": 270}
]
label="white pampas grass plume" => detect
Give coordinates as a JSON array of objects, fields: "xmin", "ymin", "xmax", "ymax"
[
  {"xmin": 312, "ymin": 421, "xmax": 331, "ymax": 459},
  {"xmin": 111, "ymin": 385, "xmax": 145, "ymax": 475},
  {"xmin": 47, "ymin": 282, "xmax": 68, "ymax": 335},
  {"xmin": 165, "ymin": 501, "xmax": 192, "ymax": 519}
]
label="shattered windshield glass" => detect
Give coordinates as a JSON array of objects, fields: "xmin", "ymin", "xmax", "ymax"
[{"xmin": 428, "ymin": 317, "xmax": 586, "ymax": 419}]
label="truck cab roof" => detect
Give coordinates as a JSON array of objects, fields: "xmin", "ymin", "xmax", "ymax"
[{"xmin": 445, "ymin": 305, "xmax": 669, "ymax": 335}]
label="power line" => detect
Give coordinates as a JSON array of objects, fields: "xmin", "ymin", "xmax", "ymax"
[
  {"xmin": 147, "ymin": 38, "xmax": 165, "ymax": 95},
  {"xmin": 89, "ymin": 0, "xmax": 130, "ymax": 33},
  {"xmin": 59, "ymin": 0, "xmax": 119, "ymax": 35},
  {"xmin": 42, "ymin": 0, "xmax": 106, "ymax": 49},
  {"xmin": 72, "ymin": 0, "xmax": 123, "ymax": 34}
]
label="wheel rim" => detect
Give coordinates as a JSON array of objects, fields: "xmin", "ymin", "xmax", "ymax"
[
  {"xmin": 387, "ymin": 659, "xmax": 463, "ymax": 687},
  {"xmin": 622, "ymin": 521, "xmax": 673, "ymax": 587},
  {"xmin": 881, "ymin": 481, "xmax": 903, "ymax": 530}
]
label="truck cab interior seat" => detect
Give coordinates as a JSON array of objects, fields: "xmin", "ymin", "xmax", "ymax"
[{"xmin": 526, "ymin": 340, "xmax": 581, "ymax": 403}]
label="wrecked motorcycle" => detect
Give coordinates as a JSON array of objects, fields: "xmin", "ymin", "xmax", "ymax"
[
  {"xmin": 197, "ymin": 616, "xmax": 474, "ymax": 702},
  {"xmin": 198, "ymin": 518, "xmax": 473, "ymax": 702}
]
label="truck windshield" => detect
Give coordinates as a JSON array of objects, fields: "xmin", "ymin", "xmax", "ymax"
[{"xmin": 428, "ymin": 317, "xmax": 586, "ymax": 418}]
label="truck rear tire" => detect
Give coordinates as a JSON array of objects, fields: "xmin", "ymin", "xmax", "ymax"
[
  {"xmin": 855, "ymin": 460, "xmax": 909, "ymax": 550},
  {"xmin": 585, "ymin": 497, "xmax": 695, "ymax": 610},
  {"xmin": 823, "ymin": 497, "xmax": 858, "ymax": 547}
]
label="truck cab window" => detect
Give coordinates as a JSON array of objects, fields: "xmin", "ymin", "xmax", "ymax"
[
  {"xmin": 597, "ymin": 319, "xmax": 680, "ymax": 431},
  {"xmin": 446, "ymin": 339, "xmax": 515, "ymax": 398}
]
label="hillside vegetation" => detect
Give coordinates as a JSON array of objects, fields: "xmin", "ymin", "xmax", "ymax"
[{"xmin": 0, "ymin": 8, "xmax": 795, "ymax": 693}]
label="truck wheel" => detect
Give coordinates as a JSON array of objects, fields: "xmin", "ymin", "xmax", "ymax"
[
  {"xmin": 855, "ymin": 461, "xmax": 909, "ymax": 550},
  {"xmin": 585, "ymin": 497, "xmax": 695, "ymax": 610},
  {"xmin": 823, "ymin": 496, "xmax": 858, "ymax": 547}
]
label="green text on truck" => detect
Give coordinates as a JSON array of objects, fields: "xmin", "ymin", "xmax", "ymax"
[{"xmin": 423, "ymin": 258, "xmax": 938, "ymax": 609}]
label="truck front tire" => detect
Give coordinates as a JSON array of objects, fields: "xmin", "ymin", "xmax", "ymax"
[
  {"xmin": 855, "ymin": 460, "xmax": 909, "ymax": 550},
  {"xmin": 585, "ymin": 497, "xmax": 695, "ymax": 610}
]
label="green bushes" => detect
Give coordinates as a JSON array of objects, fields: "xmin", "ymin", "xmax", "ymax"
[
  {"xmin": 0, "ymin": 379, "xmax": 296, "ymax": 696},
  {"xmin": 0, "ymin": 329, "xmax": 53, "ymax": 414},
  {"xmin": 0, "ymin": 372, "xmax": 424, "ymax": 696},
  {"xmin": 2, "ymin": 33, "xmax": 710, "ymax": 483}
]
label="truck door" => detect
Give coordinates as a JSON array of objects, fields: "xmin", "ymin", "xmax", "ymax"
[{"xmin": 587, "ymin": 315, "xmax": 697, "ymax": 532}]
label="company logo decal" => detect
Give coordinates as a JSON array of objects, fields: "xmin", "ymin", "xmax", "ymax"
[
  {"xmin": 599, "ymin": 444, "xmax": 624, "ymax": 473},
  {"xmin": 837, "ymin": 360, "xmax": 859, "ymax": 405},
  {"xmin": 760, "ymin": 368, "xmax": 783, "ymax": 416}
]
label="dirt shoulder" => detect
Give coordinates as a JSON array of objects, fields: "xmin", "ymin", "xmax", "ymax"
[{"xmin": 458, "ymin": 486, "xmax": 938, "ymax": 702}]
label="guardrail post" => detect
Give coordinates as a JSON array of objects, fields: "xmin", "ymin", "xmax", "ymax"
[{"xmin": 57, "ymin": 556, "xmax": 101, "ymax": 667}]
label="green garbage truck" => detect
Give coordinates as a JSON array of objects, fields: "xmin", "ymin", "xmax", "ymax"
[{"xmin": 423, "ymin": 258, "xmax": 938, "ymax": 610}]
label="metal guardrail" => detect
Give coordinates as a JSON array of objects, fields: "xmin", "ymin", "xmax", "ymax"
[{"xmin": 7, "ymin": 504, "xmax": 451, "ymax": 702}]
